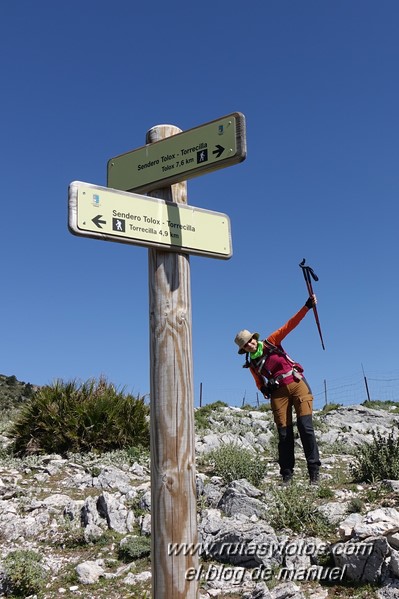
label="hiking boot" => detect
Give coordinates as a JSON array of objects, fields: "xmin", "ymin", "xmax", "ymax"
[
  {"xmin": 281, "ymin": 475, "xmax": 293, "ymax": 486},
  {"xmin": 309, "ymin": 471, "xmax": 319, "ymax": 486}
]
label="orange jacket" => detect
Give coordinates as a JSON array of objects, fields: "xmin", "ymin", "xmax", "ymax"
[{"xmin": 248, "ymin": 305, "xmax": 310, "ymax": 392}]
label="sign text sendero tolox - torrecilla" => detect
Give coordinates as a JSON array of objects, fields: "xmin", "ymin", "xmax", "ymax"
[
  {"xmin": 107, "ymin": 112, "xmax": 246, "ymax": 193},
  {"xmin": 68, "ymin": 181, "xmax": 232, "ymax": 259}
]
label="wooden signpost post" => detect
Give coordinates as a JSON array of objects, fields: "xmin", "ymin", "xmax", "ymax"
[
  {"xmin": 147, "ymin": 124, "xmax": 198, "ymax": 598},
  {"xmin": 68, "ymin": 113, "xmax": 247, "ymax": 598}
]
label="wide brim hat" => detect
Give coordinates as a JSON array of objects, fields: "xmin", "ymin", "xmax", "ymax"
[{"xmin": 234, "ymin": 329, "xmax": 260, "ymax": 354}]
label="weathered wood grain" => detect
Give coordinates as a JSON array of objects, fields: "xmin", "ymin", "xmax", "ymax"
[{"xmin": 147, "ymin": 125, "xmax": 199, "ymax": 598}]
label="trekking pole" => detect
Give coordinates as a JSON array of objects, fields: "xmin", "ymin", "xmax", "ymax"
[{"xmin": 299, "ymin": 259, "xmax": 325, "ymax": 350}]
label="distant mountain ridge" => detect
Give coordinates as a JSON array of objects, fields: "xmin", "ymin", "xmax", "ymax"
[{"xmin": 0, "ymin": 374, "xmax": 39, "ymax": 411}]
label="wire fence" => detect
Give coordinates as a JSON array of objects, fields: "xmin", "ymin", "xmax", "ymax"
[
  {"xmin": 197, "ymin": 371, "xmax": 399, "ymax": 410},
  {"xmin": 313, "ymin": 375, "xmax": 399, "ymax": 409}
]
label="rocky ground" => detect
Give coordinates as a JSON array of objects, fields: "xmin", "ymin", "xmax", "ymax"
[{"xmin": 1, "ymin": 379, "xmax": 399, "ymax": 598}]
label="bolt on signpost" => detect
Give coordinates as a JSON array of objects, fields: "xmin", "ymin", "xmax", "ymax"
[{"xmin": 68, "ymin": 113, "xmax": 247, "ymax": 599}]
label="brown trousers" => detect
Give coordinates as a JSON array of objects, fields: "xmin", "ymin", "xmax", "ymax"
[
  {"xmin": 270, "ymin": 378, "xmax": 313, "ymax": 427},
  {"xmin": 270, "ymin": 378, "xmax": 320, "ymax": 477}
]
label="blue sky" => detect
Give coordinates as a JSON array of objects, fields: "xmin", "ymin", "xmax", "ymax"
[{"xmin": 1, "ymin": 0, "xmax": 398, "ymax": 409}]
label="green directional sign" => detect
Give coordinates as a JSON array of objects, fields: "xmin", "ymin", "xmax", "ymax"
[
  {"xmin": 68, "ymin": 181, "xmax": 232, "ymax": 259},
  {"xmin": 107, "ymin": 112, "xmax": 246, "ymax": 193}
]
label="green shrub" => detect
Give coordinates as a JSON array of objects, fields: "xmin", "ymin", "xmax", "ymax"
[
  {"xmin": 321, "ymin": 402, "xmax": 342, "ymax": 413},
  {"xmin": 269, "ymin": 483, "xmax": 331, "ymax": 536},
  {"xmin": 126, "ymin": 445, "xmax": 150, "ymax": 464},
  {"xmin": 3, "ymin": 549, "xmax": 47, "ymax": 596},
  {"xmin": 320, "ymin": 440, "xmax": 356, "ymax": 456},
  {"xmin": 8, "ymin": 377, "xmax": 150, "ymax": 456},
  {"xmin": 0, "ymin": 375, "xmax": 36, "ymax": 412},
  {"xmin": 257, "ymin": 403, "xmax": 272, "ymax": 413},
  {"xmin": 119, "ymin": 535, "xmax": 151, "ymax": 561},
  {"xmin": 348, "ymin": 497, "xmax": 364, "ymax": 513},
  {"xmin": 241, "ymin": 403, "xmax": 255, "ymax": 411},
  {"xmin": 351, "ymin": 427, "xmax": 399, "ymax": 482},
  {"xmin": 362, "ymin": 399, "xmax": 399, "ymax": 412},
  {"xmin": 317, "ymin": 485, "xmax": 335, "ymax": 499},
  {"xmin": 5, "ymin": 375, "xmax": 17, "ymax": 387},
  {"xmin": 194, "ymin": 401, "xmax": 228, "ymax": 430},
  {"xmin": 206, "ymin": 442, "xmax": 267, "ymax": 486}
]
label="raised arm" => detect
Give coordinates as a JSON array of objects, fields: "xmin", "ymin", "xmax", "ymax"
[{"xmin": 266, "ymin": 298, "xmax": 315, "ymax": 346}]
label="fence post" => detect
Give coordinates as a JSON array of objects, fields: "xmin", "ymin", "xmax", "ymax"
[{"xmin": 362, "ymin": 364, "xmax": 371, "ymax": 402}]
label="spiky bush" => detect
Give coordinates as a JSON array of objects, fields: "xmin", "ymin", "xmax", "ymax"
[
  {"xmin": 205, "ymin": 442, "xmax": 267, "ymax": 486},
  {"xmin": 8, "ymin": 377, "xmax": 149, "ymax": 456},
  {"xmin": 351, "ymin": 427, "xmax": 399, "ymax": 482}
]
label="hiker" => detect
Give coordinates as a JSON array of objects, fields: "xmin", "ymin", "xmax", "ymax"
[{"xmin": 234, "ymin": 296, "xmax": 321, "ymax": 485}]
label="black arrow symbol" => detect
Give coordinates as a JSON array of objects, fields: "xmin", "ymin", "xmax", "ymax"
[
  {"xmin": 92, "ymin": 215, "xmax": 106, "ymax": 228},
  {"xmin": 213, "ymin": 144, "xmax": 225, "ymax": 158}
]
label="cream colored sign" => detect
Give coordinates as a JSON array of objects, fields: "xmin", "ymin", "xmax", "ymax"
[{"xmin": 68, "ymin": 181, "xmax": 232, "ymax": 259}]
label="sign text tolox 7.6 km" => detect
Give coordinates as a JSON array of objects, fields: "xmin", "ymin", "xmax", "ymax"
[
  {"xmin": 68, "ymin": 181, "xmax": 232, "ymax": 259},
  {"xmin": 107, "ymin": 112, "xmax": 246, "ymax": 193}
]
